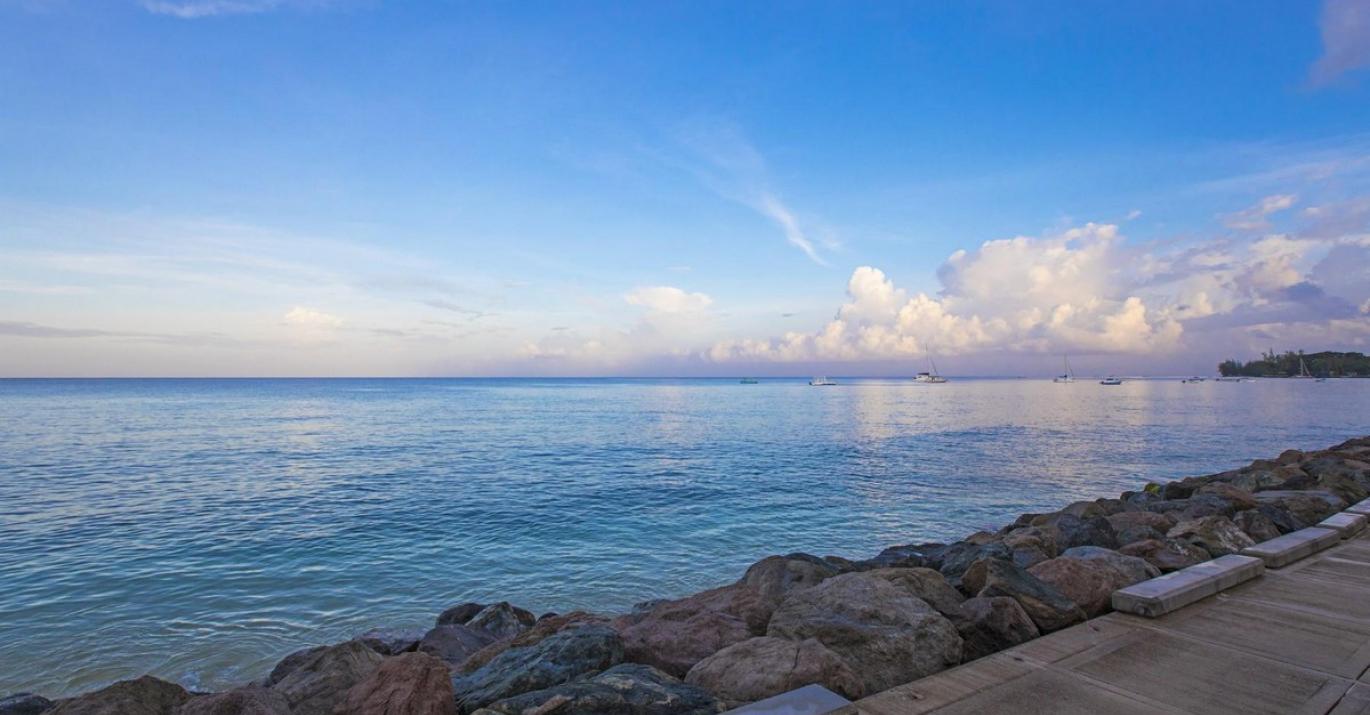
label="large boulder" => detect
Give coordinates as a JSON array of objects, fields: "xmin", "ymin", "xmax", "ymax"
[
  {"xmin": 1232, "ymin": 510, "xmax": 1282, "ymax": 543},
  {"xmin": 1000, "ymin": 527, "xmax": 1058, "ymax": 569},
  {"xmin": 765, "ymin": 571, "xmax": 961, "ymax": 694},
  {"xmin": 460, "ymin": 612, "xmax": 609, "ymax": 675},
  {"xmin": 436, "ymin": 603, "xmax": 488, "ymax": 628},
  {"xmin": 863, "ymin": 542, "xmax": 947, "ymax": 570},
  {"xmin": 174, "ymin": 689, "xmax": 289, "ymax": 715},
  {"xmin": 1167, "ymin": 516, "xmax": 1256, "ymax": 558},
  {"xmin": 866, "ymin": 567, "xmax": 965, "ymax": 618},
  {"xmin": 611, "ymin": 584, "xmax": 760, "ymax": 677},
  {"xmin": 1117, "ymin": 539, "xmax": 1209, "ymax": 573},
  {"xmin": 1027, "ymin": 551, "xmax": 1153, "ymax": 618},
  {"xmin": 1106, "ymin": 512, "xmax": 1176, "ymax": 547},
  {"xmin": 0, "ymin": 694, "xmax": 52, "ymax": 715},
  {"xmin": 262, "ymin": 646, "xmax": 327, "ymax": 687},
  {"xmin": 417, "ymin": 625, "xmax": 497, "ymax": 667},
  {"xmin": 970, "ymin": 559, "xmax": 1084, "ymax": 633},
  {"xmin": 356, "ymin": 628, "xmax": 427, "ymax": 656},
  {"xmin": 1254, "ymin": 503, "xmax": 1306, "ymax": 534},
  {"xmin": 334, "ymin": 652, "xmax": 455, "ymax": 715},
  {"xmin": 48, "ymin": 677, "xmax": 190, "ymax": 715},
  {"xmin": 1060, "ymin": 546, "xmax": 1160, "ymax": 584},
  {"xmin": 1193, "ymin": 483, "xmax": 1258, "ymax": 511},
  {"xmin": 740, "ymin": 553, "xmax": 839, "ymax": 605},
  {"xmin": 269, "ymin": 641, "xmax": 383, "ymax": 715},
  {"xmin": 684, "ymin": 637, "xmax": 863, "ymax": 707},
  {"xmin": 953, "ymin": 597, "xmax": 1040, "ymax": 661},
  {"xmin": 472, "ymin": 664, "xmax": 719, "ymax": 715},
  {"xmin": 1038, "ymin": 514, "xmax": 1118, "ymax": 550},
  {"xmin": 937, "ymin": 542, "xmax": 1012, "ymax": 588},
  {"xmin": 452, "ymin": 624, "xmax": 624, "ymax": 714},
  {"xmin": 464, "ymin": 603, "xmax": 536, "ymax": 642},
  {"xmin": 1254, "ymin": 491, "xmax": 1345, "ymax": 525}
]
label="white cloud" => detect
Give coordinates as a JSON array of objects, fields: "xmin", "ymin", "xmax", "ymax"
[
  {"xmin": 624, "ymin": 285, "xmax": 713, "ymax": 314},
  {"xmin": 1309, "ymin": 0, "xmax": 1370, "ymax": 87},
  {"xmin": 1222, "ymin": 194, "xmax": 1297, "ymax": 231},
  {"xmin": 282, "ymin": 306, "xmax": 343, "ymax": 329}
]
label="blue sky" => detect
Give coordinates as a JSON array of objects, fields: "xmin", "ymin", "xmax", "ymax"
[{"xmin": 2, "ymin": 0, "xmax": 1370, "ymax": 376}]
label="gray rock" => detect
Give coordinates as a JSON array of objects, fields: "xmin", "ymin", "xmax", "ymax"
[
  {"xmin": 1060, "ymin": 546, "xmax": 1161, "ymax": 584},
  {"xmin": 355, "ymin": 628, "xmax": 426, "ymax": 656},
  {"xmin": 866, "ymin": 567, "xmax": 965, "ymax": 618},
  {"xmin": 262, "ymin": 645, "xmax": 328, "ymax": 687},
  {"xmin": 610, "ymin": 584, "xmax": 759, "ymax": 678},
  {"xmin": 971, "ymin": 558, "xmax": 1085, "ymax": 633},
  {"xmin": 460, "ymin": 611, "xmax": 609, "ymax": 675},
  {"xmin": 1117, "ymin": 539, "xmax": 1209, "ymax": 573},
  {"xmin": 48, "ymin": 677, "xmax": 190, "ymax": 715},
  {"xmin": 1167, "ymin": 516, "xmax": 1257, "ymax": 558},
  {"xmin": 418, "ymin": 625, "xmax": 497, "ymax": 667},
  {"xmin": 269, "ymin": 641, "xmax": 383, "ymax": 715},
  {"xmin": 864, "ymin": 542, "xmax": 947, "ymax": 570},
  {"xmin": 1232, "ymin": 510, "xmax": 1282, "ymax": 543},
  {"xmin": 0, "ymin": 694, "xmax": 53, "ymax": 715},
  {"xmin": 473, "ymin": 664, "xmax": 719, "ymax": 715},
  {"xmin": 436, "ymin": 603, "xmax": 488, "ymax": 627},
  {"xmin": 465, "ymin": 603, "xmax": 536, "ymax": 641},
  {"xmin": 938, "ymin": 541, "xmax": 1012, "ymax": 588},
  {"xmin": 765, "ymin": 571, "xmax": 962, "ymax": 694},
  {"xmin": 1253, "ymin": 490, "xmax": 1346, "ymax": 525},
  {"xmin": 1042, "ymin": 514, "xmax": 1118, "ymax": 550},
  {"xmin": 333, "ymin": 651, "xmax": 455, "ymax": 715},
  {"xmin": 684, "ymin": 636, "xmax": 863, "ymax": 707},
  {"xmin": 174, "ymin": 688, "xmax": 290, "ymax": 715},
  {"xmin": 451, "ymin": 624, "xmax": 625, "ymax": 713},
  {"xmin": 740, "ymin": 553, "xmax": 839, "ymax": 605},
  {"xmin": 954, "ymin": 597, "xmax": 1040, "ymax": 661}
]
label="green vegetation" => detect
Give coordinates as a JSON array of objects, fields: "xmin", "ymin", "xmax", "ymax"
[{"xmin": 1218, "ymin": 350, "xmax": 1370, "ymax": 378}]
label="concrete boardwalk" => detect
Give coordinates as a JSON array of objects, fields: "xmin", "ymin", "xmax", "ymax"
[{"xmin": 838, "ymin": 531, "xmax": 1370, "ymax": 715}]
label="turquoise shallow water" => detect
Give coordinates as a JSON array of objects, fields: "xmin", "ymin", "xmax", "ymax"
[{"xmin": 2, "ymin": 376, "xmax": 1368, "ymax": 696}]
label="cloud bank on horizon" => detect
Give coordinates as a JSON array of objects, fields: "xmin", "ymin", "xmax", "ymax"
[{"xmin": 2, "ymin": 1, "xmax": 1370, "ymax": 376}]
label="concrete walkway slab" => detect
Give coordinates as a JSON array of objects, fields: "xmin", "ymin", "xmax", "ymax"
[
  {"xmin": 726, "ymin": 684, "xmax": 851, "ymax": 715},
  {"xmin": 1111, "ymin": 554, "xmax": 1262, "ymax": 617},
  {"xmin": 1241, "ymin": 526, "xmax": 1341, "ymax": 567},
  {"xmin": 1331, "ymin": 684, "xmax": 1370, "ymax": 715},
  {"xmin": 1320, "ymin": 512, "xmax": 1369, "ymax": 538}
]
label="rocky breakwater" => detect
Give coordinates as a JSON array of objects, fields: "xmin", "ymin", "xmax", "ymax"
[{"xmin": 4, "ymin": 436, "xmax": 1368, "ymax": 715}]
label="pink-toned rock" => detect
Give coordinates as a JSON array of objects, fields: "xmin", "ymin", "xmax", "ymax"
[
  {"xmin": 270, "ymin": 641, "xmax": 383, "ymax": 715},
  {"xmin": 1027, "ymin": 557, "xmax": 1127, "ymax": 617},
  {"xmin": 954, "ymin": 597, "xmax": 1039, "ymax": 661},
  {"xmin": 612, "ymin": 584, "xmax": 759, "ymax": 678},
  {"xmin": 1194, "ymin": 482, "xmax": 1258, "ymax": 511},
  {"xmin": 684, "ymin": 637, "xmax": 863, "ymax": 708},
  {"xmin": 1167, "ymin": 516, "xmax": 1256, "ymax": 558},
  {"xmin": 334, "ymin": 652, "xmax": 456, "ymax": 715}
]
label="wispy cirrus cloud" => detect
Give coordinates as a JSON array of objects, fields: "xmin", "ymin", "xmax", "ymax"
[
  {"xmin": 138, "ymin": 0, "xmax": 337, "ymax": 19},
  {"xmin": 670, "ymin": 119, "xmax": 831, "ymax": 266}
]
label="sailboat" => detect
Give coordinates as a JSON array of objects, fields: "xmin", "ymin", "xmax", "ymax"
[
  {"xmin": 1052, "ymin": 355, "xmax": 1075, "ymax": 383},
  {"xmin": 1293, "ymin": 357, "xmax": 1315, "ymax": 379},
  {"xmin": 808, "ymin": 377, "xmax": 836, "ymax": 386},
  {"xmin": 914, "ymin": 351, "xmax": 947, "ymax": 383}
]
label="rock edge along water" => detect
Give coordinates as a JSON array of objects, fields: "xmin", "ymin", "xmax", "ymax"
[{"xmin": 3, "ymin": 436, "xmax": 1369, "ymax": 715}]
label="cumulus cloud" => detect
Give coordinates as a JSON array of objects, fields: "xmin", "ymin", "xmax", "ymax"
[
  {"xmin": 710, "ymin": 211, "xmax": 1370, "ymax": 366},
  {"xmin": 1222, "ymin": 194, "xmax": 1297, "ymax": 231},
  {"xmin": 625, "ymin": 286, "xmax": 713, "ymax": 314},
  {"xmin": 1309, "ymin": 0, "xmax": 1370, "ymax": 86}
]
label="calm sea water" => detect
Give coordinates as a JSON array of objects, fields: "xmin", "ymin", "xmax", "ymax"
[{"xmin": 2, "ymin": 377, "xmax": 1368, "ymax": 696}]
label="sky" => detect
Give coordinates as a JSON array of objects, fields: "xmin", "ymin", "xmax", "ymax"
[{"xmin": 2, "ymin": 0, "xmax": 1370, "ymax": 377}]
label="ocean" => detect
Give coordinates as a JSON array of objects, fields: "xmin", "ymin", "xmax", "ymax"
[{"xmin": 2, "ymin": 376, "xmax": 1367, "ymax": 696}]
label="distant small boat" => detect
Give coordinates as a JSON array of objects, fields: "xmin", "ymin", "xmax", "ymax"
[
  {"xmin": 1215, "ymin": 376, "xmax": 1244, "ymax": 382},
  {"xmin": 914, "ymin": 351, "xmax": 948, "ymax": 383},
  {"xmin": 1181, "ymin": 376, "xmax": 1206, "ymax": 383},
  {"xmin": 1053, "ymin": 354, "xmax": 1075, "ymax": 383},
  {"xmin": 739, "ymin": 378, "xmax": 758, "ymax": 384},
  {"xmin": 809, "ymin": 377, "xmax": 836, "ymax": 386},
  {"xmin": 1315, "ymin": 377, "xmax": 1328, "ymax": 382},
  {"xmin": 1100, "ymin": 376, "xmax": 1123, "ymax": 385}
]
